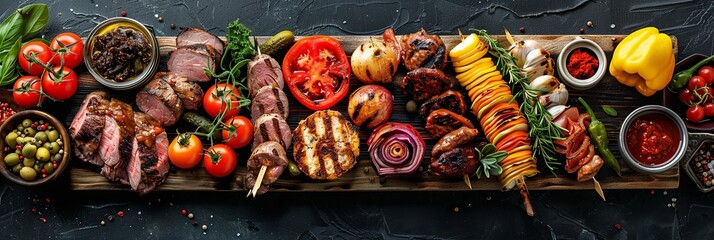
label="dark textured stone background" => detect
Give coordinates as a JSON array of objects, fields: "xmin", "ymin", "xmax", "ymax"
[{"xmin": 1, "ymin": 0, "xmax": 712, "ymax": 239}]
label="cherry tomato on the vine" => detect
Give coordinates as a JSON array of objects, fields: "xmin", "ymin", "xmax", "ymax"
[
  {"xmin": 18, "ymin": 41, "xmax": 52, "ymax": 76},
  {"xmin": 687, "ymin": 105, "xmax": 706, "ymax": 122}
]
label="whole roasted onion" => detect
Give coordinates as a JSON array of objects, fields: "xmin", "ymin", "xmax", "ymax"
[
  {"xmin": 351, "ymin": 40, "xmax": 399, "ymax": 84},
  {"xmin": 367, "ymin": 122, "xmax": 425, "ymax": 175},
  {"xmin": 347, "ymin": 85, "xmax": 393, "ymax": 129}
]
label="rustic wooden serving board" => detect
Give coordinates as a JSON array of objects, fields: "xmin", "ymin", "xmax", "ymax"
[{"xmin": 66, "ymin": 34, "xmax": 679, "ymax": 192}]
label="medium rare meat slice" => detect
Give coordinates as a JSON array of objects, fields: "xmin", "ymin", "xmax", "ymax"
[
  {"xmin": 156, "ymin": 72, "xmax": 203, "ymax": 110},
  {"xmin": 69, "ymin": 91, "xmax": 109, "ymax": 166},
  {"xmin": 99, "ymin": 99, "xmax": 135, "ymax": 184},
  {"xmin": 136, "ymin": 76, "xmax": 183, "ymax": 126},
  {"xmin": 127, "ymin": 112, "xmax": 169, "ymax": 195},
  {"xmin": 176, "ymin": 28, "xmax": 225, "ymax": 55},
  {"xmin": 252, "ymin": 114, "xmax": 292, "ymax": 149},
  {"xmin": 251, "ymin": 85, "xmax": 289, "ymax": 121},
  {"xmin": 248, "ymin": 54, "xmax": 284, "ymax": 96},
  {"xmin": 167, "ymin": 44, "xmax": 219, "ymax": 82},
  {"xmin": 245, "ymin": 141, "xmax": 288, "ymax": 195}
]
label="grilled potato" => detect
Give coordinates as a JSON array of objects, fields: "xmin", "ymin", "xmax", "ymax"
[{"xmin": 293, "ymin": 110, "xmax": 360, "ymax": 180}]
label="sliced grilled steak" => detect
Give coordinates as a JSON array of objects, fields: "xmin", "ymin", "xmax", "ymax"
[
  {"xmin": 251, "ymin": 85, "xmax": 289, "ymax": 121},
  {"xmin": 157, "ymin": 72, "xmax": 203, "ymax": 110},
  {"xmin": 167, "ymin": 44, "xmax": 218, "ymax": 82},
  {"xmin": 293, "ymin": 110, "xmax": 360, "ymax": 180},
  {"xmin": 245, "ymin": 141, "xmax": 288, "ymax": 195},
  {"xmin": 136, "ymin": 76, "xmax": 183, "ymax": 126},
  {"xmin": 419, "ymin": 90, "xmax": 466, "ymax": 118},
  {"xmin": 425, "ymin": 109, "xmax": 474, "ymax": 138},
  {"xmin": 252, "ymin": 114, "xmax": 292, "ymax": 149},
  {"xmin": 99, "ymin": 99, "xmax": 135, "ymax": 183},
  {"xmin": 127, "ymin": 112, "xmax": 169, "ymax": 195},
  {"xmin": 70, "ymin": 91, "xmax": 109, "ymax": 166},
  {"xmin": 176, "ymin": 27, "xmax": 225, "ymax": 55},
  {"xmin": 248, "ymin": 54, "xmax": 284, "ymax": 96},
  {"xmin": 402, "ymin": 68, "xmax": 453, "ymax": 101}
]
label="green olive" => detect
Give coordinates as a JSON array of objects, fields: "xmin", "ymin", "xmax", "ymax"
[
  {"xmin": 23, "ymin": 157, "xmax": 35, "ymax": 168},
  {"xmin": 36, "ymin": 147, "xmax": 50, "ymax": 162},
  {"xmin": 20, "ymin": 166, "xmax": 36, "ymax": 181},
  {"xmin": 406, "ymin": 100, "xmax": 418, "ymax": 113},
  {"xmin": 288, "ymin": 161, "xmax": 300, "ymax": 176},
  {"xmin": 5, "ymin": 132, "xmax": 17, "ymax": 146},
  {"xmin": 21, "ymin": 119, "xmax": 32, "ymax": 128},
  {"xmin": 47, "ymin": 130, "xmax": 59, "ymax": 142},
  {"xmin": 44, "ymin": 162, "xmax": 54, "ymax": 174},
  {"xmin": 23, "ymin": 127, "xmax": 36, "ymax": 137},
  {"xmin": 16, "ymin": 125, "xmax": 23, "ymax": 131},
  {"xmin": 49, "ymin": 142, "xmax": 60, "ymax": 154},
  {"xmin": 12, "ymin": 164, "xmax": 22, "ymax": 173},
  {"xmin": 34, "ymin": 131, "xmax": 47, "ymax": 142},
  {"xmin": 4, "ymin": 153, "xmax": 19, "ymax": 166},
  {"xmin": 33, "ymin": 163, "xmax": 41, "ymax": 173},
  {"xmin": 21, "ymin": 144, "xmax": 37, "ymax": 158}
]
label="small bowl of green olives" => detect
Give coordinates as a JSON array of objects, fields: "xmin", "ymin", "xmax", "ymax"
[{"xmin": 0, "ymin": 110, "xmax": 70, "ymax": 186}]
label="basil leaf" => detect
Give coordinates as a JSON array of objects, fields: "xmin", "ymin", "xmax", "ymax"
[
  {"xmin": 19, "ymin": 4, "xmax": 49, "ymax": 39},
  {"xmin": 0, "ymin": 12, "xmax": 23, "ymax": 59},
  {"xmin": 0, "ymin": 38, "xmax": 21, "ymax": 86},
  {"xmin": 602, "ymin": 105, "xmax": 618, "ymax": 117}
]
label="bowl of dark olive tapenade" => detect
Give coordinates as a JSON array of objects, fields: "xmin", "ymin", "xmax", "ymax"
[{"xmin": 84, "ymin": 17, "xmax": 159, "ymax": 90}]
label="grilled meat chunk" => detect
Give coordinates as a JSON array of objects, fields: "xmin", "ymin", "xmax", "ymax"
[
  {"xmin": 293, "ymin": 110, "xmax": 360, "ymax": 180},
  {"xmin": 136, "ymin": 76, "xmax": 183, "ymax": 126},
  {"xmin": 251, "ymin": 85, "xmax": 289, "ymax": 121},
  {"xmin": 253, "ymin": 114, "xmax": 292, "ymax": 149},
  {"xmin": 419, "ymin": 90, "xmax": 466, "ymax": 118},
  {"xmin": 248, "ymin": 54, "xmax": 284, "ymax": 96},
  {"xmin": 402, "ymin": 68, "xmax": 453, "ymax": 101},
  {"xmin": 431, "ymin": 127, "xmax": 479, "ymax": 159},
  {"xmin": 70, "ymin": 91, "xmax": 109, "ymax": 166},
  {"xmin": 399, "ymin": 28, "xmax": 447, "ymax": 71},
  {"xmin": 167, "ymin": 44, "xmax": 219, "ymax": 82},
  {"xmin": 430, "ymin": 147, "xmax": 478, "ymax": 177},
  {"xmin": 176, "ymin": 27, "xmax": 225, "ymax": 55},
  {"xmin": 425, "ymin": 109, "xmax": 475, "ymax": 138},
  {"xmin": 157, "ymin": 72, "xmax": 203, "ymax": 110},
  {"xmin": 99, "ymin": 99, "xmax": 135, "ymax": 184},
  {"xmin": 127, "ymin": 112, "xmax": 169, "ymax": 195},
  {"xmin": 245, "ymin": 141, "xmax": 288, "ymax": 195}
]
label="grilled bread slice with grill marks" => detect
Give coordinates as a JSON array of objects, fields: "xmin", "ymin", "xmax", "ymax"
[{"xmin": 293, "ymin": 110, "xmax": 360, "ymax": 180}]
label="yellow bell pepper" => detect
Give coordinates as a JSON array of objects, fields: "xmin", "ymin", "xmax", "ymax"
[{"xmin": 609, "ymin": 27, "xmax": 675, "ymax": 96}]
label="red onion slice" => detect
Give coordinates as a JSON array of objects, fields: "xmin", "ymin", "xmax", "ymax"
[{"xmin": 367, "ymin": 122, "xmax": 425, "ymax": 175}]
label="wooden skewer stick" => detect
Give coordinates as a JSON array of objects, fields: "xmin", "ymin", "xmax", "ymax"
[
  {"xmin": 248, "ymin": 165, "xmax": 267, "ymax": 197},
  {"xmin": 593, "ymin": 177, "xmax": 606, "ymax": 201},
  {"xmin": 517, "ymin": 176, "xmax": 534, "ymax": 216},
  {"xmin": 463, "ymin": 174, "xmax": 473, "ymax": 190},
  {"xmin": 253, "ymin": 36, "xmax": 261, "ymax": 55},
  {"xmin": 457, "ymin": 28, "xmax": 465, "ymax": 41},
  {"xmin": 504, "ymin": 27, "xmax": 516, "ymax": 45}
]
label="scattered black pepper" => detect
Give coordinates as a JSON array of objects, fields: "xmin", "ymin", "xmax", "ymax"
[
  {"xmin": 158, "ymin": 16, "xmax": 164, "ymax": 22},
  {"xmin": 170, "ymin": 24, "xmax": 176, "ymax": 30},
  {"xmin": 192, "ymin": 221, "xmax": 198, "ymax": 226}
]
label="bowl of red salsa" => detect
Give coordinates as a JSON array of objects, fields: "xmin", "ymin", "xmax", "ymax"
[{"xmin": 619, "ymin": 105, "xmax": 688, "ymax": 174}]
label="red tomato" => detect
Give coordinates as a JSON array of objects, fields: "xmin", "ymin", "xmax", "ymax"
[
  {"xmin": 222, "ymin": 116, "xmax": 253, "ymax": 149},
  {"xmin": 689, "ymin": 76, "xmax": 707, "ymax": 91},
  {"xmin": 13, "ymin": 76, "xmax": 44, "ymax": 108},
  {"xmin": 49, "ymin": 32, "xmax": 84, "ymax": 69},
  {"xmin": 687, "ymin": 105, "xmax": 706, "ymax": 122},
  {"xmin": 203, "ymin": 83, "xmax": 241, "ymax": 119},
  {"xmin": 282, "ymin": 36, "xmax": 350, "ymax": 110},
  {"xmin": 679, "ymin": 88, "xmax": 695, "ymax": 105},
  {"xmin": 704, "ymin": 103, "xmax": 714, "ymax": 117},
  {"xmin": 18, "ymin": 41, "xmax": 52, "ymax": 76},
  {"xmin": 203, "ymin": 144, "xmax": 237, "ymax": 178},
  {"xmin": 41, "ymin": 66, "xmax": 78, "ymax": 101},
  {"xmin": 699, "ymin": 66, "xmax": 714, "ymax": 85}
]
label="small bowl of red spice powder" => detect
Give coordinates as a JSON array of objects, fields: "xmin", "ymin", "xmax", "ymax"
[{"xmin": 557, "ymin": 37, "xmax": 607, "ymax": 90}]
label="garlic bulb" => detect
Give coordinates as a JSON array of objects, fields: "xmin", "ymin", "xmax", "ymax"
[
  {"xmin": 509, "ymin": 40, "xmax": 541, "ymax": 68},
  {"xmin": 522, "ymin": 49, "xmax": 555, "ymax": 83},
  {"xmin": 529, "ymin": 75, "xmax": 560, "ymax": 93},
  {"xmin": 538, "ymin": 83, "xmax": 569, "ymax": 108}
]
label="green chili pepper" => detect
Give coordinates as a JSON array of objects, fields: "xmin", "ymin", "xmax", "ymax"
[
  {"xmin": 578, "ymin": 97, "xmax": 621, "ymax": 176},
  {"xmin": 669, "ymin": 55, "xmax": 714, "ymax": 90}
]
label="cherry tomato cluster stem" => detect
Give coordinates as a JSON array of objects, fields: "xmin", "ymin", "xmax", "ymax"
[
  {"xmin": 679, "ymin": 65, "xmax": 714, "ymax": 122},
  {"xmin": 14, "ymin": 32, "xmax": 82, "ymax": 108}
]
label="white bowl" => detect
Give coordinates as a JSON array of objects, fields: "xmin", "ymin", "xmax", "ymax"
[{"xmin": 556, "ymin": 37, "xmax": 607, "ymax": 90}]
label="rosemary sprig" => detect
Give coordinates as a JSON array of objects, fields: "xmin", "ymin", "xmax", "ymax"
[{"xmin": 471, "ymin": 29, "xmax": 563, "ymax": 174}]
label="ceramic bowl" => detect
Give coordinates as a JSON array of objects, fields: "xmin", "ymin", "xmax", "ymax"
[
  {"xmin": 662, "ymin": 53, "xmax": 714, "ymax": 131},
  {"xmin": 556, "ymin": 37, "xmax": 607, "ymax": 90}
]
